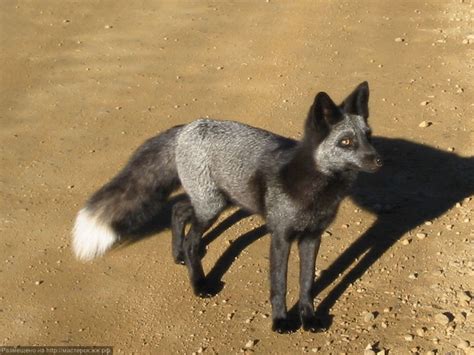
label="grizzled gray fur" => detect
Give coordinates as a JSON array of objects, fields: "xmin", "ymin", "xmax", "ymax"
[{"xmin": 72, "ymin": 82, "xmax": 382, "ymax": 334}]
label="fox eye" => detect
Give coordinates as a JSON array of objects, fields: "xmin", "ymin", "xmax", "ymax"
[{"xmin": 340, "ymin": 137, "xmax": 352, "ymax": 147}]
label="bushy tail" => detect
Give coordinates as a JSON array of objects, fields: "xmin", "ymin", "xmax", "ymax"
[{"xmin": 72, "ymin": 125, "xmax": 184, "ymax": 261}]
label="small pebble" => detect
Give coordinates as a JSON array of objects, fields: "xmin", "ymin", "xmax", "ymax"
[
  {"xmin": 404, "ymin": 334, "xmax": 414, "ymax": 341},
  {"xmin": 416, "ymin": 327, "xmax": 426, "ymax": 336},
  {"xmin": 416, "ymin": 233, "xmax": 427, "ymax": 239},
  {"xmin": 394, "ymin": 37, "xmax": 405, "ymax": 42},
  {"xmin": 35, "ymin": 280, "xmax": 43, "ymax": 285},
  {"xmin": 458, "ymin": 291, "xmax": 472, "ymax": 303},
  {"xmin": 402, "ymin": 239, "xmax": 411, "ymax": 245},
  {"xmin": 216, "ymin": 66, "xmax": 224, "ymax": 70},
  {"xmin": 418, "ymin": 121, "xmax": 432, "ymax": 128},
  {"xmin": 409, "ymin": 273, "xmax": 418, "ymax": 279},
  {"xmin": 434, "ymin": 312, "xmax": 450, "ymax": 325},
  {"xmin": 364, "ymin": 350, "xmax": 376, "ymax": 355},
  {"xmin": 457, "ymin": 340, "xmax": 469, "ymax": 349},
  {"xmin": 363, "ymin": 312, "xmax": 375, "ymax": 322},
  {"xmin": 420, "ymin": 100, "xmax": 430, "ymax": 106},
  {"xmin": 245, "ymin": 340, "xmax": 256, "ymax": 349}
]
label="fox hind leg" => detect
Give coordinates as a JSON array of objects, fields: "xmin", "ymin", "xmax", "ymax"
[
  {"xmin": 183, "ymin": 193, "xmax": 226, "ymax": 297},
  {"xmin": 171, "ymin": 199, "xmax": 193, "ymax": 265}
]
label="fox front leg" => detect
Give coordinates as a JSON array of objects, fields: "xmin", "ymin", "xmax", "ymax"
[
  {"xmin": 298, "ymin": 235, "xmax": 323, "ymax": 332},
  {"xmin": 269, "ymin": 231, "xmax": 293, "ymax": 333}
]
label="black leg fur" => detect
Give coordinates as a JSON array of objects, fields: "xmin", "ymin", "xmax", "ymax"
[
  {"xmin": 171, "ymin": 199, "xmax": 193, "ymax": 264},
  {"xmin": 183, "ymin": 215, "xmax": 216, "ymax": 298},
  {"xmin": 298, "ymin": 235, "xmax": 323, "ymax": 332},
  {"xmin": 270, "ymin": 231, "xmax": 294, "ymax": 333}
]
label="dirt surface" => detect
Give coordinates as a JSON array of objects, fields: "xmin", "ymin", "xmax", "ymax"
[{"xmin": 1, "ymin": 1, "xmax": 473, "ymax": 354}]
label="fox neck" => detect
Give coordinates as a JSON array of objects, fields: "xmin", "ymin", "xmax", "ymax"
[{"xmin": 280, "ymin": 140, "xmax": 356, "ymax": 208}]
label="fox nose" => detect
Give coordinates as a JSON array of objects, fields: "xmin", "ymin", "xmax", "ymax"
[{"xmin": 374, "ymin": 155, "xmax": 383, "ymax": 167}]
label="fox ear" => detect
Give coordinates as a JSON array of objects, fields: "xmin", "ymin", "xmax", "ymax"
[
  {"xmin": 340, "ymin": 81, "xmax": 370, "ymax": 119},
  {"xmin": 305, "ymin": 91, "xmax": 342, "ymax": 142},
  {"xmin": 312, "ymin": 91, "xmax": 342, "ymax": 127}
]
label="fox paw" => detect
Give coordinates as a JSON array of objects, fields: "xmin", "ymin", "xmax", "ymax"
[
  {"xmin": 301, "ymin": 315, "xmax": 324, "ymax": 333},
  {"xmin": 192, "ymin": 279, "xmax": 213, "ymax": 298},
  {"xmin": 272, "ymin": 318, "xmax": 296, "ymax": 334},
  {"xmin": 173, "ymin": 252, "xmax": 185, "ymax": 265}
]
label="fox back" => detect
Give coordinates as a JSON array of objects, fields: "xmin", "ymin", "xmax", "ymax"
[{"xmin": 176, "ymin": 119, "xmax": 294, "ymax": 215}]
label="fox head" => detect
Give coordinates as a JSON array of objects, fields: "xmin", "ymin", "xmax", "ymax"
[{"xmin": 304, "ymin": 81, "xmax": 383, "ymax": 174}]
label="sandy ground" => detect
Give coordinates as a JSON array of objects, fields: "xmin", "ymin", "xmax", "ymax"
[{"xmin": 1, "ymin": 0, "xmax": 473, "ymax": 354}]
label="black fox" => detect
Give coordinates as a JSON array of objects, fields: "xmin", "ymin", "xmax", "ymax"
[{"xmin": 73, "ymin": 82, "xmax": 382, "ymax": 333}]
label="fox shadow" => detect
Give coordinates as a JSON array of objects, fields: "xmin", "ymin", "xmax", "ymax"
[{"xmin": 199, "ymin": 137, "xmax": 474, "ymax": 329}]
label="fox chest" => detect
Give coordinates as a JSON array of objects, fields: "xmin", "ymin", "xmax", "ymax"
[
  {"xmin": 265, "ymin": 186, "xmax": 345, "ymax": 234},
  {"xmin": 293, "ymin": 198, "xmax": 341, "ymax": 233}
]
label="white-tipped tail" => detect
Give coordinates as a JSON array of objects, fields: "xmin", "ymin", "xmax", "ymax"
[{"xmin": 72, "ymin": 208, "xmax": 118, "ymax": 261}]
